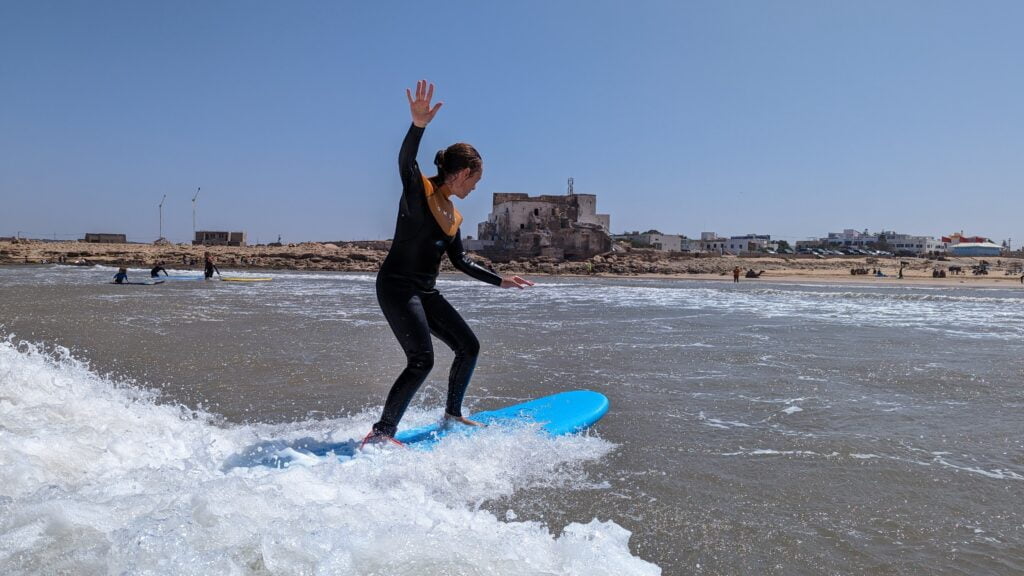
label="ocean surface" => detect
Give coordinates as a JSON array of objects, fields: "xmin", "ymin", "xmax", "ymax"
[{"xmin": 1, "ymin": 264, "xmax": 1022, "ymax": 575}]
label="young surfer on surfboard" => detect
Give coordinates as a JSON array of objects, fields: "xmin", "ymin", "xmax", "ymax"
[{"xmin": 364, "ymin": 80, "xmax": 534, "ymax": 447}]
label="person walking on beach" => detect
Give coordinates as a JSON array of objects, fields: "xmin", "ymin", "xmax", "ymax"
[
  {"xmin": 364, "ymin": 80, "xmax": 534, "ymax": 446},
  {"xmin": 150, "ymin": 261, "xmax": 168, "ymax": 278},
  {"xmin": 733, "ymin": 266, "xmax": 741, "ymax": 283},
  {"xmin": 204, "ymin": 252, "xmax": 220, "ymax": 279}
]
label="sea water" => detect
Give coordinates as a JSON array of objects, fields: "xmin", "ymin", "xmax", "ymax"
[{"xmin": 1, "ymin": 264, "xmax": 1023, "ymax": 575}]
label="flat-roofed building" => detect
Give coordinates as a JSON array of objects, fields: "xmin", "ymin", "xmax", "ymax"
[
  {"xmin": 83, "ymin": 233, "xmax": 127, "ymax": 243},
  {"xmin": 615, "ymin": 231, "xmax": 684, "ymax": 252},
  {"xmin": 193, "ymin": 231, "xmax": 246, "ymax": 247},
  {"xmin": 948, "ymin": 242, "xmax": 1003, "ymax": 257},
  {"xmin": 726, "ymin": 234, "xmax": 774, "ymax": 253},
  {"xmin": 822, "ymin": 229, "xmax": 944, "ymax": 256},
  {"xmin": 682, "ymin": 232, "xmax": 728, "ymax": 253}
]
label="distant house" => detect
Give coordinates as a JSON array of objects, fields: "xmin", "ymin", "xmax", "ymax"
[
  {"xmin": 948, "ymin": 242, "xmax": 1003, "ymax": 257},
  {"xmin": 942, "ymin": 232, "xmax": 1001, "ymax": 257},
  {"xmin": 725, "ymin": 234, "xmax": 774, "ymax": 254},
  {"xmin": 682, "ymin": 232, "xmax": 728, "ymax": 254},
  {"xmin": 822, "ymin": 229, "xmax": 944, "ymax": 256},
  {"xmin": 941, "ymin": 232, "xmax": 991, "ymax": 246},
  {"xmin": 825, "ymin": 228, "xmax": 877, "ymax": 249},
  {"xmin": 878, "ymin": 231, "xmax": 945, "ymax": 256},
  {"xmin": 193, "ymin": 231, "xmax": 246, "ymax": 247},
  {"xmin": 615, "ymin": 231, "xmax": 684, "ymax": 252},
  {"xmin": 83, "ymin": 233, "xmax": 127, "ymax": 243}
]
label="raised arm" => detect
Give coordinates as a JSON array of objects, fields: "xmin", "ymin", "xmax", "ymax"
[
  {"xmin": 398, "ymin": 124, "xmax": 425, "ymax": 189},
  {"xmin": 398, "ymin": 80, "xmax": 443, "ymax": 190}
]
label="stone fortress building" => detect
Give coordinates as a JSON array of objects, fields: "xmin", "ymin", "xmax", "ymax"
[{"xmin": 469, "ymin": 178, "xmax": 612, "ymax": 262}]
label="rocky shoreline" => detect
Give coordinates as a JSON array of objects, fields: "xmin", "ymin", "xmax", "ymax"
[{"xmin": 2, "ymin": 240, "xmax": 1023, "ymax": 284}]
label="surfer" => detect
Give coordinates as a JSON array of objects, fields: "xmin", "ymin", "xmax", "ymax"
[
  {"xmin": 112, "ymin": 267, "xmax": 128, "ymax": 284},
  {"xmin": 204, "ymin": 252, "xmax": 220, "ymax": 279},
  {"xmin": 150, "ymin": 262, "xmax": 169, "ymax": 278},
  {"xmin": 364, "ymin": 80, "xmax": 534, "ymax": 447}
]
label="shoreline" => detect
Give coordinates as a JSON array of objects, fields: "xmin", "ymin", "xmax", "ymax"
[
  {"xmin": 629, "ymin": 271, "xmax": 1024, "ymax": 289},
  {"xmin": 2, "ymin": 240, "xmax": 1022, "ymax": 289}
]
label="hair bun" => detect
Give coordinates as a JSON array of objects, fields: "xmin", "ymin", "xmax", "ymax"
[{"xmin": 434, "ymin": 149, "xmax": 446, "ymax": 169}]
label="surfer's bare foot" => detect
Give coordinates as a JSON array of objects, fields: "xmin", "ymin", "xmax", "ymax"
[
  {"xmin": 360, "ymin": 430, "xmax": 405, "ymax": 449},
  {"xmin": 443, "ymin": 413, "xmax": 486, "ymax": 428}
]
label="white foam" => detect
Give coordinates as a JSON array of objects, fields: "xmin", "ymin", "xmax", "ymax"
[
  {"xmin": 0, "ymin": 338, "xmax": 659, "ymax": 575},
  {"xmin": 698, "ymin": 412, "xmax": 751, "ymax": 429}
]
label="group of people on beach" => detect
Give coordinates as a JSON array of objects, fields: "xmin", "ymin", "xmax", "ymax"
[{"xmin": 111, "ymin": 253, "xmax": 220, "ymax": 284}]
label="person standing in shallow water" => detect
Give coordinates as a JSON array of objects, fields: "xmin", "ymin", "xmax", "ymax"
[
  {"xmin": 365, "ymin": 80, "xmax": 535, "ymax": 446},
  {"xmin": 204, "ymin": 252, "xmax": 220, "ymax": 279}
]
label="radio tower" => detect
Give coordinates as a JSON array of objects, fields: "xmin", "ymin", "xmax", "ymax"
[{"xmin": 567, "ymin": 177, "xmax": 574, "ymax": 196}]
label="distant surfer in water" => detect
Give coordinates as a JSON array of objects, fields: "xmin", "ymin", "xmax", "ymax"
[
  {"xmin": 364, "ymin": 80, "xmax": 534, "ymax": 447},
  {"xmin": 113, "ymin": 267, "xmax": 128, "ymax": 284},
  {"xmin": 204, "ymin": 252, "xmax": 220, "ymax": 279},
  {"xmin": 150, "ymin": 262, "xmax": 169, "ymax": 278}
]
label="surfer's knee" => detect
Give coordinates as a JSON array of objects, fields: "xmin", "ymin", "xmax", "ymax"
[
  {"xmin": 406, "ymin": 349, "xmax": 434, "ymax": 375},
  {"xmin": 456, "ymin": 333, "xmax": 480, "ymax": 359}
]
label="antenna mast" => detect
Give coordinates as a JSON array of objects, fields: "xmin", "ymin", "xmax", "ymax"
[
  {"xmin": 158, "ymin": 194, "xmax": 166, "ymax": 241},
  {"xmin": 192, "ymin": 187, "xmax": 201, "ymax": 241}
]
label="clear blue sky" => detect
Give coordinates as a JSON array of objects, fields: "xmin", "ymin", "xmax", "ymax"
[{"xmin": 2, "ymin": 1, "xmax": 1022, "ymax": 246}]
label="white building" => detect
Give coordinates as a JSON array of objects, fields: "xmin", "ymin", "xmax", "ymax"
[
  {"xmin": 725, "ymin": 234, "xmax": 774, "ymax": 253},
  {"xmin": 825, "ymin": 229, "xmax": 877, "ymax": 248},
  {"xmin": 682, "ymin": 232, "xmax": 729, "ymax": 253},
  {"xmin": 616, "ymin": 232, "xmax": 683, "ymax": 252},
  {"xmin": 880, "ymin": 231, "xmax": 945, "ymax": 256},
  {"xmin": 823, "ymin": 229, "xmax": 944, "ymax": 256}
]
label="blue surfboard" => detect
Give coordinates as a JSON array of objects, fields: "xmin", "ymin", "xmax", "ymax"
[
  {"xmin": 223, "ymin": 390, "xmax": 609, "ymax": 469},
  {"xmin": 395, "ymin": 389, "xmax": 609, "ymax": 447}
]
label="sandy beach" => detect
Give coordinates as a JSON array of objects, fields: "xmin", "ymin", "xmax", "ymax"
[{"xmin": 2, "ymin": 239, "xmax": 1022, "ymax": 288}]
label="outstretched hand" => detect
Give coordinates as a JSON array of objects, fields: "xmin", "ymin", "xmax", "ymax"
[
  {"xmin": 407, "ymin": 79, "xmax": 443, "ymax": 128},
  {"xmin": 500, "ymin": 275, "xmax": 535, "ymax": 289}
]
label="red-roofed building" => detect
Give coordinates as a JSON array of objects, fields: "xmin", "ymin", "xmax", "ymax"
[{"xmin": 942, "ymin": 232, "xmax": 991, "ymax": 245}]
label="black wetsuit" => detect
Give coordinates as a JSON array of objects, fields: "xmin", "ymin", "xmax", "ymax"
[
  {"xmin": 372, "ymin": 124, "xmax": 502, "ymax": 437},
  {"xmin": 151, "ymin": 266, "xmax": 167, "ymax": 278},
  {"xmin": 204, "ymin": 259, "xmax": 219, "ymax": 279}
]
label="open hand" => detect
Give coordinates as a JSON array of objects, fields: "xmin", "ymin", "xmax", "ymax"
[
  {"xmin": 500, "ymin": 275, "xmax": 535, "ymax": 289},
  {"xmin": 407, "ymin": 79, "xmax": 443, "ymax": 127}
]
